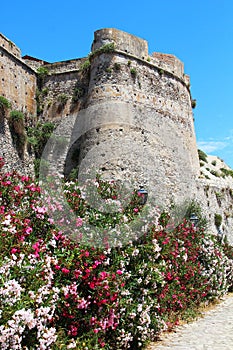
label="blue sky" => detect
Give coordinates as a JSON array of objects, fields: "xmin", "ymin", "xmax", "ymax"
[{"xmin": 1, "ymin": 0, "xmax": 233, "ymax": 167}]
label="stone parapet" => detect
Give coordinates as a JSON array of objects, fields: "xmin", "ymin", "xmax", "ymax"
[{"xmin": 0, "ymin": 33, "xmax": 21, "ymax": 58}]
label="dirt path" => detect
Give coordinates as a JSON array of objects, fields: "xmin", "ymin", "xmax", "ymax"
[{"xmin": 146, "ymin": 294, "xmax": 233, "ymax": 350}]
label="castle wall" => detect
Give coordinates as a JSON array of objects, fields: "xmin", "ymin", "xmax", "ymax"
[
  {"xmin": 22, "ymin": 56, "xmax": 49, "ymax": 71},
  {"xmin": 37, "ymin": 68, "xmax": 89, "ymax": 121},
  {"xmin": 1, "ymin": 28, "xmax": 233, "ymax": 242},
  {"xmin": 196, "ymin": 178, "xmax": 233, "ymax": 243},
  {"xmin": 0, "ymin": 108, "xmax": 34, "ymax": 174},
  {"xmin": 43, "ymin": 58, "xmax": 87, "ymax": 74},
  {"xmin": 0, "ymin": 33, "xmax": 36, "ymax": 173},
  {"xmin": 0, "ymin": 36, "xmax": 37, "ymax": 118},
  {"xmin": 0, "ymin": 33, "xmax": 21, "ymax": 59},
  {"xmin": 92, "ymin": 28, "xmax": 148, "ymax": 60},
  {"xmin": 68, "ymin": 28, "xmax": 200, "ymax": 207}
]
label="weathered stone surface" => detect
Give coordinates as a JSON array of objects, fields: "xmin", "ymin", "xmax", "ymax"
[
  {"xmin": 0, "ymin": 28, "xmax": 233, "ymax": 240},
  {"xmin": 0, "ymin": 34, "xmax": 37, "ymax": 116}
]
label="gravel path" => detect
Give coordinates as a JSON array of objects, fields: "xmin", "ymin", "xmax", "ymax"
[{"xmin": 146, "ymin": 294, "xmax": 233, "ymax": 350}]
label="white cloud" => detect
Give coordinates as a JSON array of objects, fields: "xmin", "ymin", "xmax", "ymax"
[{"xmin": 197, "ymin": 141, "xmax": 227, "ymax": 154}]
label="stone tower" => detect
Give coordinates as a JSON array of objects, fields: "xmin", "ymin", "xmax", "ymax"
[
  {"xmin": 66, "ymin": 28, "xmax": 200, "ymax": 206},
  {"xmin": 0, "ymin": 28, "xmax": 200, "ymax": 206},
  {"xmin": 1, "ymin": 28, "xmax": 233, "ymax": 240}
]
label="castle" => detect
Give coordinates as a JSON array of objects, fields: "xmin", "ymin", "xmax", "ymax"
[{"xmin": 0, "ymin": 28, "xmax": 233, "ymax": 240}]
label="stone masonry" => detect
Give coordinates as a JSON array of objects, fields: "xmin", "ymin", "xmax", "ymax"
[{"xmin": 0, "ymin": 28, "xmax": 233, "ymax": 240}]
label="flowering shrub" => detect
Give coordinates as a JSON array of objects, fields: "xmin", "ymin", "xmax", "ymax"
[
  {"xmin": 0, "ymin": 156, "xmax": 233, "ymax": 349},
  {"xmin": 152, "ymin": 221, "xmax": 233, "ymax": 323}
]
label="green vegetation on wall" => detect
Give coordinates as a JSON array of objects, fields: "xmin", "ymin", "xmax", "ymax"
[
  {"xmin": 57, "ymin": 93, "xmax": 69, "ymax": 106},
  {"xmin": 37, "ymin": 66, "xmax": 49, "ymax": 89},
  {"xmin": 198, "ymin": 149, "xmax": 208, "ymax": 163},
  {"xmin": 0, "ymin": 95, "xmax": 11, "ymax": 112},
  {"xmin": 27, "ymin": 121, "xmax": 55, "ymax": 176},
  {"xmin": 79, "ymin": 59, "xmax": 91, "ymax": 71},
  {"xmin": 27, "ymin": 121, "xmax": 55, "ymax": 159},
  {"xmin": 8, "ymin": 110, "xmax": 26, "ymax": 159},
  {"xmin": 220, "ymin": 168, "xmax": 233, "ymax": 179},
  {"xmin": 89, "ymin": 42, "xmax": 115, "ymax": 60},
  {"xmin": 72, "ymin": 85, "xmax": 85, "ymax": 103},
  {"xmin": 214, "ymin": 213, "xmax": 222, "ymax": 228},
  {"xmin": 130, "ymin": 67, "xmax": 137, "ymax": 77}
]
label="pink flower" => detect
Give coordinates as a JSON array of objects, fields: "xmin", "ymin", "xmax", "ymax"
[
  {"xmin": 11, "ymin": 248, "xmax": 18, "ymax": 254},
  {"xmin": 68, "ymin": 325, "xmax": 78, "ymax": 336},
  {"xmin": 133, "ymin": 208, "xmax": 139, "ymax": 213},
  {"xmin": 32, "ymin": 242, "xmax": 40, "ymax": 257},
  {"xmin": 98, "ymin": 340, "xmax": 105, "ymax": 347},
  {"xmin": 100, "ymin": 271, "xmax": 108, "ymax": 279},
  {"xmin": 0, "ymin": 206, "xmax": 5, "ymax": 214},
  {"xmin": 76, "ymin": 217, "xmax": 83, "ymax": 227},
  {"xmin": 21, "ymin": 175, "xmax": 29, "ymax": 182},
  {"xmin": 166, "ymin": 272, "xmax": 173, "ymax": 281},
  {"xmin": 54, "ymin": 231, "xmax": 63, "ymax": 240},
  {"xmin": 62, "ymin": 268, "xmax": 70, "ymax": 274},
  {"xmin": 35, "ymin": 206, "xmax": 47, "ymax": 214},
  {"xmin": 116, "ymin": 270, "xmax": 123, "ymax": 275},
  {"xmin": 93, "ymin": 260, "xmax": 101, "ymax": 269},
  {"xmin": 25, "ymin": 227, "xmax": 32, "ymax": 234},
  {"xmin": 55, "ymin": 265, "xmax": 61, "ymax": 270},
  {"xmin": 32, "ymin": 242, "xmax": 40, "ymax": 250},
  {"xmin": 162, "ymin": 237, "xmax": 170, "ymax": 245},
  {"xmin": 89, "ymin": 281, "xmax": 96, "ymax": 289},
  {"xmin": 74, "ymin": 269, "xmax": 82, "ymax": 278},
  {"xmin": 29, "ymin": 184, "xmax": 40, "ymax": 192},
  {"xmin": 90, "ymin": 317, "xmax": 97, "ymax": 325}
]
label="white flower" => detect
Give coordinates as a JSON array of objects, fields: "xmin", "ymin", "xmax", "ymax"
[
  {"xmin": 137, "ymin": 304, "xmax": 143, "ymax": 312},
  {"xmin": 0, "ymin": 279, "xmax": 23, "ymax": 304},
  {"xmin": 1, "ymin": 215, "xmax": 11, "ymax": 226},
  {"xmin": 132, "ymin": 248, "xmax": 139, "ymax": 256},
  {"xmin": 67, "ymin": 340, "xmax": 77, "ymax": 349}
]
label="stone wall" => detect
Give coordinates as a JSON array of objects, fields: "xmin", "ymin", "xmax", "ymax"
[
  {"xmin": 44, "ymin": 57, "xmax": 87, "ymax": 74},
  {"xmin": 194, "ymin": 155, "xmax": 233, "ymax": 242},
  {"xmin": 197, "ymin": 178, "xmax": 233, "ymax": 243},
  {"xmin": 0, "ymin": 33, "xmax": 36, "ymax": 173},
  {"xmin": 0, "ymin": 40, "xmax": 37, "ymax": 118},
  {"xmin": 0, "ymin": 108, "xmax": 34, "ymax": 174},
  {"xmin": 37, "ymin": 68, "xmax": 89, "ymax": 121},
  {"xmin": 22, "ymin": 56, "xmax": 49, "ymax": 71},
  {"xmin": 0, "ymin": 33, "xmax": 21, "ymax": 59},
  {"xmin": 92, "ymin": 28, "xmax": 148, "ymax": 60},
  {"xmin": 1, "ymin": 28, "xmax": 233, "ymax": 241},
  {"xmin": 73, "ymin": 28, "xmax": 200, "ymax": 207}
]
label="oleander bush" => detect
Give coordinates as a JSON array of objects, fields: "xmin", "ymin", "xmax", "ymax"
[{"xmin": 0, "ymin": 156, "xmax": 233, "ymax": 349}]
